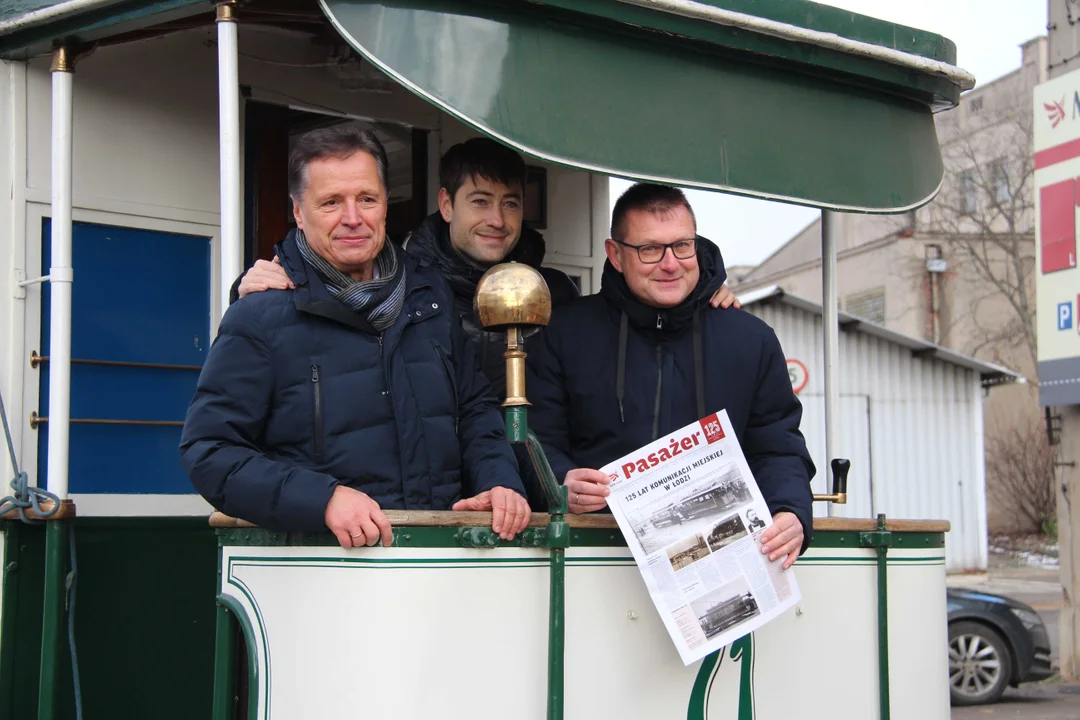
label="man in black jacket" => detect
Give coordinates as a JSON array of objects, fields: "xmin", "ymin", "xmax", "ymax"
[
  {"xmin": 181, "ymin": 127, "xmax": 531, "ymax": 547},
  {"xmin": 527, "ymin": 183, "xmax": 814, "ymax": 568},
  {"xmin": 235, "ymin": 139, "xmax": 740, "ymax": 509}
]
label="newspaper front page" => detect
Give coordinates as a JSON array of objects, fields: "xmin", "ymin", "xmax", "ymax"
[{"xmin": 600, "ymin": 410, "xmax": 801, "ymax": 665}]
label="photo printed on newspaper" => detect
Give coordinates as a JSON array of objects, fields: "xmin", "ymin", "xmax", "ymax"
[{"xmin": 600, "ymin": 410, "xmax": 801, "ymax": 666}]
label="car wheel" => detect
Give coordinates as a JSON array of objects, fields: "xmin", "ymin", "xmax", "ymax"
[{"xmin": 949, "ymin": 620, "xmax": 1013, "ymax": 706}]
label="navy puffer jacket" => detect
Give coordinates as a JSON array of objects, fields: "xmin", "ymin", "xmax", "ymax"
[
  {"xmin": 526, "ymin": 238, "xmax": 815, "ymax": 550},
  {"xmin": 180, "ymin": 232, "xmax": 524, "ymax": 532}
]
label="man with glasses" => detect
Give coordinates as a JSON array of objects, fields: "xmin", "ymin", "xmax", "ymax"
[{"xmin": 527, "ymin": 183, "xmax": 815, "ymax": 568}]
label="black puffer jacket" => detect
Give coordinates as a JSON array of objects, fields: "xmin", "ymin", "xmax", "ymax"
[
  {"xmin": 526, "ymin": 238, "xmax": 816, "ymax": 551},
  {"xmin": 404, "ymin": 213, "xmax": 580, "ymax": 394},
  {"xmin": 182, "ymin": 232, "xmax": 524, "ymax": 532}
]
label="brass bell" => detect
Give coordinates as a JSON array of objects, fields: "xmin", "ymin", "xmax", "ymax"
[
  {"xmin": 473, "ymin": 263, "xmax": 552, "ymax": 407},
  {"xmin": 473, "ymin": 262, "xmax": 552, "ymax": 330}
]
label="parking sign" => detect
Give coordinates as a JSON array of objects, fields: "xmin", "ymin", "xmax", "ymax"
[{"xmin": 1060, "ymin": 301, "xmax": 1073, "ymax": 331}]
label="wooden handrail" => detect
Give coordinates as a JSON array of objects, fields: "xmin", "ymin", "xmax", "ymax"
[{"xmin": 209, "ymin": 511, "xmax": 949, "ymax": 533}]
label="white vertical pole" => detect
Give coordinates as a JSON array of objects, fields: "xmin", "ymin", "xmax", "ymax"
[
  {"xmin": 46, "ymin": 48, "xmax": 74, "ymax": 500},
  {"xmin": 821, "ymin": 210, "xmax": 841, "ymax": 518},
  {"xmin": 217, "ymin": 1, "xmax": 242, "ymax": 319}
]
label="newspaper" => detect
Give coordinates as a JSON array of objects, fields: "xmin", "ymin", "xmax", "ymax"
[{"xmin": 600, "ymin": 410, "xmax": 801, "ymax": 666}]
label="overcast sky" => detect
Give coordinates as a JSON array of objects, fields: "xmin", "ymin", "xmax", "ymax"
[{"xmin": 609, "ymin": 1, "xmax": 1049, "ymax": 268}]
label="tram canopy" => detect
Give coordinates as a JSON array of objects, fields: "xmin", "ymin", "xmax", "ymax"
[
  {"xmin": 319, "ymin": 0, "xmax": 973, "ymax": 213},
  {"xmin": 0, "ymin": 0, "xmax": 974, "ymax": 212}
]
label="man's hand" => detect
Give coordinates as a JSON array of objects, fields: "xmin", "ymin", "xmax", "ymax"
[
  {"xmin": 709, "ymin": 283, "xmax": 740, "ymax": 309},
  {"xmin": 324, "ymin": 485, "xmax": 394, "ymax": 548},
  {"xmin": 760, "ymin": 511, "xmax": 803, "ymax": 569},
  {"xmin": 452, "ymin": 486, "xmax": 531, "ymax": 540},
  {"xmin": 238, "ymin": 256, "xmax": 294, "ymax": 297},
  {"xmin": 564, "ymin": 468, "xmax": 611, "ymax": 514}
]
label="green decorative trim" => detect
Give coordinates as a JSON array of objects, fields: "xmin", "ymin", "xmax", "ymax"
[
  {"xmin": 687, "ymin": 635, "xmax": 757, "ymax": 720},
  {"xmin": 218, "ymin": 526, "xmax": 945, "ymax": 550},
  {"xmin": 809, "ymin": 531, "xmax": 944, "ymax": 549},
  {"xmin": 525, "ymin": 0, "xmax": 959, "ymax": 108},
  {"xmin": 687, "ymin": 649, "xmax": 721, "ymax": 720},
  {"xmin": 729, "ymin": 635, "xmax": 755, "ymax": 720},
  {"xmin": 216, "ymin": 595, "xmax": 260, "ymax": 720},
  {"xmin": 218, "ymin": 525, "xmax": 631, "ymax": 549},
  {"xmin": 223, "ymin": 575, "xmax": 271, "ymax": 720},
  {"xmin": 230, "ymin": 555, "xmax": 549, "ymax": 566}
]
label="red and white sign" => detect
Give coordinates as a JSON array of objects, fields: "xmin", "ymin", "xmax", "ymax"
[
  {"xmin": 787, "ymin": 359, "xmax": 808, "ymax": 394},
  {"xmin": 1035, "ymin": 68, "xmax": 1080, "ymax": 370}
]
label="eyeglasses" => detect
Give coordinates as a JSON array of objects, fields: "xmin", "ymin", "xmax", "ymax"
[{"xmin": 613, "ymin": 238, "xmax": 697, "ymax": 264}]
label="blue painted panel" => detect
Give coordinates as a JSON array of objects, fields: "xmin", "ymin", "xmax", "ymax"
[{"xmin": 38, "ymin": 220, "xmax": 211, "ymax": 495}]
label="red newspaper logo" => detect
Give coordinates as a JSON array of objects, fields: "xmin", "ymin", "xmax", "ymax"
[{"xmin": 700, "ymin": 414, "xmax": 725, "ymax": 444}]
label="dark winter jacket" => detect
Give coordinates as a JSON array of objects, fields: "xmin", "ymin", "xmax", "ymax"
[
  {"xmin": 404, "ymin": 212, "xmax": 580, "ymax": 392},
  {"xmin": 526, "ymin": 238, "xmax": 816, "ymax": 550},
  {"xmin": 181, "ymin": 231, "xmax": 524, "ymax": 532}
]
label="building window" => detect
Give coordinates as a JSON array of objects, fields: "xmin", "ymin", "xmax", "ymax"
[
  {"xmin": 990, "ymin": 160, "xmax": 1010, "ymax": 204},
  {"xmin": 961, "ymin": 170, "xmax": 978, "ymax": 214},
  {"xmin": 844, "ymin": 287, "xmax": 886, "ymax": 324}
]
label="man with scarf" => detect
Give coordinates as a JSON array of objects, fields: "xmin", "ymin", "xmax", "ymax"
[
  {"xmin": 180, "ymin": 126, "xmax": 531, "ymax": 548},
  {"xmin": 526, "ymin": 184, "xmax": 815, "ymax": 568},
  {"xmin": 234, "ymin": 138, "xmax": 740, "ymax": 509}
]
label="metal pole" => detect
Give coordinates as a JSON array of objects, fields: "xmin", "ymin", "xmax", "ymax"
[
  {"xmin": 212, "ymin": 603, "xmax": 238, "ymax": 720},
  {"xmin": 37, "ymin": 46, "xmax": 75, "ymax": 720},
  {"xmin": 46, "ymin": 49, "xmax": 73, "ymax": 502},
  {"xmin": 821, "ymin": 210, "xmax": 841, "ymax": 518},
  {"xmin": 216, "ymin": 1, "xmax": 241, "ymax": 318}
]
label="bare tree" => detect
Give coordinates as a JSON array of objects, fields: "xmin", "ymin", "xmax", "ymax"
[
  {"xmin": 986, "ymin": 417, "xmax": 1057, "ymax": 535},
  {"xmin": 920, "ymin": 104, "xmax": 1036, "ymax": 370}
]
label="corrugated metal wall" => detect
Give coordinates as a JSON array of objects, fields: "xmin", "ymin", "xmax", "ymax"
[{"xmin": 747, "ymin": 301, "xmax": 989, "ymax": 571}]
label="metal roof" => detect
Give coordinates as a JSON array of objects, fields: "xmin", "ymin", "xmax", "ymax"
[{"xmin": 739, "ymin": 285, "xmax": 1023, "ymax": 387}]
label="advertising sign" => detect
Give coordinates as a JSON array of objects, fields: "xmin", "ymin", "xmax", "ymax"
[{"xmin": 1034, "ymin": 67, "xmax": 1080, "ymax": 405}]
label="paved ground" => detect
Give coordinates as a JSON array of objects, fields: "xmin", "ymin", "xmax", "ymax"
[
  {"xmin": 951, "ymin": 683, "xmax": 1080, "ymax": 719},
  {"xmin": 949, "ymin": 559, "xmax": 1072, "ymax": 719}
]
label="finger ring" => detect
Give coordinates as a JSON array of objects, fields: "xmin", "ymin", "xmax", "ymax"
[
  {"xmin": 350, "ymin": 532, "xmax": 364, "ymax": 539},
  {"xmin": 573, "ymin": 492, "xmax": 579, "ymax": 504}
]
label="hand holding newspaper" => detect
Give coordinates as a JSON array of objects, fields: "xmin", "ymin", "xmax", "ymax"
[{"xmin": 600, "ymin": 410, "xmax": 801, "ymax": 665}]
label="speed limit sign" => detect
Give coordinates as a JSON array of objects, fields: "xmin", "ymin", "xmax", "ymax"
[{"xmin": 787, "ymin": 359, "xmax": 808, "ymax": 394}]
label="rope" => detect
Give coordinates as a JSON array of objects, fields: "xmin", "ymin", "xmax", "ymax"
[
  {"xmin": 0, "ymin": 386, "xmax": 80, "ymax": 716},
  {"xmin": 0, "ymin": 388, "xmax": 59, "ymax": 522}
]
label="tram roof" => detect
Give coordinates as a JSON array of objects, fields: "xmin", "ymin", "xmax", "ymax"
[{"xmin": 0, "ymin": 0, "xmax": 974, "ymax": 212}]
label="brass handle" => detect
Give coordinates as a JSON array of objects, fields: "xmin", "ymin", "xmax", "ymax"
[
  {"xmin": 813, "ymin": 459, "xmax": 850, "ymax": 504},
  {"xmin": 30, "ymin": 351, "xmax": 201, "ymax": 372},
  {"xmin": 29, "ymin": 412, "xmax": 184, "ymax": 430},
  {"xmin": 813, "ymin": 493, "xmax": 848, "ymax": 503}
]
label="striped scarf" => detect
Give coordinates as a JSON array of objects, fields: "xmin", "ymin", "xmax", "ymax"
[{"xmin": 295, "ymin": 230, "xmax": 407, "ymax": 332}]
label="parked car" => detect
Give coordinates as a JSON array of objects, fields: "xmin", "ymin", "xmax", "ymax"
[{"xmin": 947, "ymin": 587, "xmax": 1053, "ymax": 705}]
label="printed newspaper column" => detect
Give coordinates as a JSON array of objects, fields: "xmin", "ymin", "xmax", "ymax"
[{"xmin": 600, "ymin": 410, "xmax": 801, "ymax": 665}]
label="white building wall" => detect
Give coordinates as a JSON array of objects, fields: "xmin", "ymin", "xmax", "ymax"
[{"xmin": 747, "ymin": 301, "xmax": 989, "ymax": 571}]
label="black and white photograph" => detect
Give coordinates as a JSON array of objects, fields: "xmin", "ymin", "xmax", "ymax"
[
  {"xmin": 705, "ymin": 513, "xmax": 749, "ymax": 552},
  {"xmin": 691, "ymin": 578, "xmax": 760, "ymax": 640},
  {"xmin": 665, "ymin": 533, "xmax": 711, "ymax": 572},
  {"xmin": 629, "ymin": 466, "xmax": 755, "ymax": 554},
  {"xmin": 744, "ymin": 508, "xmax": 767, "ymax": 533}
]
